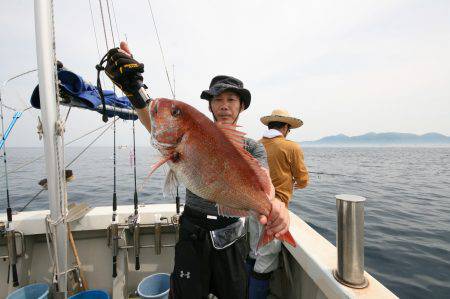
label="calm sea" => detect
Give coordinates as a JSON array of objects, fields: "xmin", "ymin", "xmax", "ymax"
[{"xmin": 1, "ymin": 147, "xmax": 449, "ymax": 298}]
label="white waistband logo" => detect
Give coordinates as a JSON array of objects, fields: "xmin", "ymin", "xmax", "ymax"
[{"xmin": 180, "ymin": 270, "xmax": 190, "ymax": 279}]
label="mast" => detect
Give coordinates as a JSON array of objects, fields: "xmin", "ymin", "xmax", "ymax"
[{"xmin": 34, "ymin": 0, "xmax": 68, "ymax": 295}]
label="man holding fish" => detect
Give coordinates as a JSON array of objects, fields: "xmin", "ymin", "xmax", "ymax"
[{"xmin": 105, "ymin": 42, "xmax": 295, "ymax": 299}]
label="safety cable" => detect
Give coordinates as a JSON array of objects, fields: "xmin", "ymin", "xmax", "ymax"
[
  {"xmin": 1, "ymin": 120, "xmax": 115, "ymax": 178},
  {"xmin": 63, "ymin": 106, "xmax": 71, "ymax": 124},
  {"xmin": 0, "ymin": 103, "xmax": 17, "ymax": 112},
  {"xmin": 65, "ymin": 117, "xmax": 116, "ymax": 168},
  {"xmin": 19, "ymin": 188, "xmax": 45, "ymax": 212},
  {"xmin": 18, "ymin": 118, "xmax": 116, "ymax": 212}
]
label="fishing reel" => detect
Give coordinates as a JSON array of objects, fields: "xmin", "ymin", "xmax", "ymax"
[
  {"xmin": 127, "ymin": 213, "xmax": 141, "ymax": 270},
  {"xmin": 106, "ymin": 221, "xmax": 120, "ymax": 278}
]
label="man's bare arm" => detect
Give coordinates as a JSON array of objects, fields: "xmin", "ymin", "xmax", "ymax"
[{"xmin": 136, "ymin": 106, "xmax": 152, "ymax": 133}]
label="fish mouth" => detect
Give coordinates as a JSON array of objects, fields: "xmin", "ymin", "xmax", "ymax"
[
  {"xmin": 151, "ymin": 136, "xmax": 177, "ymax": 150},
  {"xmin": 150, "ymin": 131, "xmax": 183, "ymax": 151}
]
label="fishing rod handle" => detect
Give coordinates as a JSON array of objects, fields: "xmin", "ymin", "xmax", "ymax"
[
  {"xmin": 134, "ymin": 222, "xmax": 140, "ymax": 270},
  {"xmin": 176, "ymin": 195, "xmax": 180, "ymax": 214},
  {"xmin": 137, "ymin": 86, "xmax": 150, "ymax": 102},
  {"xmin": 11, "ymin": 264, "xmax": 19, "ymax": 287},
  {"xmin": 135, "ymin": 256, "xmax": 140, "ymax": 270},
  {"xmin": 112, "ymin": 256, "xmax": 117, "ymax": 278}
]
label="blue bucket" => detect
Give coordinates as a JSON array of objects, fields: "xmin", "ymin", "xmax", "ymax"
[
  {"xmin": 137, "ymin": 273, "xmax": 170, "ymax": 299},
  {"xmin": 68, "ymin": 290, "xmax": 110, "ymax": 299},
  {"xmin": 6, "ymin": 283, "xmax": 49, "ymax": 299}
]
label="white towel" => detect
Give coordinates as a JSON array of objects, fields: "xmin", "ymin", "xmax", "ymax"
[{"xmin": 262, "ymin": 129, "xmax": 282, "ymax": 139}]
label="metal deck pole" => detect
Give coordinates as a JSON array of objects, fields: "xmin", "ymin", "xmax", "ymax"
[
  {"xmin": 333, "ymin": 194, "xmax": 368, "ymax": 288},
  {"xmin": 34, "ymin": 0, "xmax": 68, "ymax": 295}
]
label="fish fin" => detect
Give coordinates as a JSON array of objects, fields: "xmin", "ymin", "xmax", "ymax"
[
  {"xmin": 216, "ymin": 123, "xmax": 246, "ymax": 148},
  {"xmin": 149, "ymin": 154, "xmax": 174, "ymax": 176},
  {"xmin": 163, "ymin": 168, "xmax": 179, "ymax": 198},
  {"xmin": 216, "ymin": 204, "xmax": 249, "ymax": 218},
  {"xmin": 217, "ymin": 123, "xmax": 273, "ymax": 199},
  {"xmin": 257, "ymin": 228, "xmax": 297, "ymax": 249}
]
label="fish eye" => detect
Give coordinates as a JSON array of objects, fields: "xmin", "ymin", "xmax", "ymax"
[{"xmin": 171, "ymin": 105, "xmax": 181, "ymax": 117}]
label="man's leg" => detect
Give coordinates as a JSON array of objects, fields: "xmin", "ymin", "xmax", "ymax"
[
  {"xmin": 248, "ymin": 268, "xmax": 271, "ymax": 299},
  {"xmin": 247, "ymin": 217, "xmax": 282, "ymax": 299},
  {"xmin": 170, "ymin": 217, "xmax": 210, "ymax": 299},
  {"xmin": 210, "ymin": 237, "xmax": 248, "ymax": 298}
]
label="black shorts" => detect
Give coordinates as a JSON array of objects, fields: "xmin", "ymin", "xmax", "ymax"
[{"xmin": 169, "ymin": 207, "xmax": 248, "ymax": 299}]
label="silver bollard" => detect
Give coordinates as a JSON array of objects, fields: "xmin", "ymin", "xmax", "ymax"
[{"xmin": 333, "ymin": 194, "xmax": 368, "ymax": 288}]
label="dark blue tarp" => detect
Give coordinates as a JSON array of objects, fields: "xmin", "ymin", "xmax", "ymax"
[{"xmin": 30, "ymin": 70, "xmax": 137, "ymax": 120}]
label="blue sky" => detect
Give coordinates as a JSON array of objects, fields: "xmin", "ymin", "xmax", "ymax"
[{"xmin": 1, "ymin": 0, "xmax": 449, "ymax": 146}]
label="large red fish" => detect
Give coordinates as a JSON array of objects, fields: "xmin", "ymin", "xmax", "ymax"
[{"xmin": 148, "ymin": 98, "xmax": 296, "ymax": 248}]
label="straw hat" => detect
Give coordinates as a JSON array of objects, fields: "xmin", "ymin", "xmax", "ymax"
[{"xmin": 260, "ymin": 109, "xmax": 303, "ymax": 129}]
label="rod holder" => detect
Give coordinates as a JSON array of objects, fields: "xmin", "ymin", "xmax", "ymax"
[
  {"xmin": 6, "ymin": 228, "xmax": 19, "ymax": 286},
  {"xmin": 154, "ymin": 223, "xmax": 162, "ymax": 255},
  {"xmin": 333, "ymin": 194, "xmax": 368, "ymax": 288},
  {"xmin": 171, "ymin": 215, "xmax": 180, "ymax": 243}
]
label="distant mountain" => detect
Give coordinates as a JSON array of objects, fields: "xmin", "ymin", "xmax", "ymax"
[{"xmin": 301, "ymin": 132, "xmax": 450, "ymax": 146}]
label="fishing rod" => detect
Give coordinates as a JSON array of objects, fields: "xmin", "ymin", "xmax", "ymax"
[
  {"xmin": 130, "ymin": 115, "xmax": 140, "ymax": 270},
  {"xmin": 0, "ymin": 112, "xmax": 22, "ymax": 151},
  {"xmin": 1, "ymin": 87, "xmax": 19, "ymax": 287},
  {"xmin": 97, "ymin": 0, "xmax": 120, "ymax": 278}
]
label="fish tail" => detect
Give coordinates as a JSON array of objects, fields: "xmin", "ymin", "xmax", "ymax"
[{"xmin": 257, "ymin": 227, "xmax": 297, "ymax": 249}]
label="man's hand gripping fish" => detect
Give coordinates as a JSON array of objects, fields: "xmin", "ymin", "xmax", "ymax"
[{"xmin": 148, "ymin": 98, "xmax": 296, "ymax": 248}]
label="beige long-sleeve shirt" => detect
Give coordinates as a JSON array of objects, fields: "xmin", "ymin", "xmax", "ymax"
[{"xmin": 260, "ymin": 135, "xmax": 309, "ymax": 206}]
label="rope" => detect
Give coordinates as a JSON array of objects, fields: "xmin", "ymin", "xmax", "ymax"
[{"xmin": 146, "ymin": 0, "xmax": 175, "ymax": 98}]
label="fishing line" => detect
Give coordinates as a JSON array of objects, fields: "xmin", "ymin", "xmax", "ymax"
[
  {"xmin": 146, "ymin": 0, "xmax": 175, "ymax": 98},
  {"xmin": 110, "ymin": 0, "xmax": 121, "ymax": 42},
  {"xmin": 105, "ymin": 0, "xmax": 116, "ymax": 46},
  {"xmin": 88, "ymin": 0, "xmax": 102, "ymax": 60}
]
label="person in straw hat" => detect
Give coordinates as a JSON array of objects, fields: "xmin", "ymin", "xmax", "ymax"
[
  {"xmin": 259, "ymin": 108, "xmax": 309, "ymax": 205},
  {"xmin": 246, "ymin": 109, "xmax": 309, "ymax": 299}
]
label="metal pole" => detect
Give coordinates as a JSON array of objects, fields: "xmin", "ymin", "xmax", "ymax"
[
  {"xmin": 333, "ymin": 194, "xmax": 368, "ymax": 288},
  {"xmin": 34, "ymin": 0, "xmax": 68, "ymax": 295}
]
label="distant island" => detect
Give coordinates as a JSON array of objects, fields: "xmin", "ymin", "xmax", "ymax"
[{"xmin": 301, "ymin": 132, "xmax": 450, "ymax": 147}]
